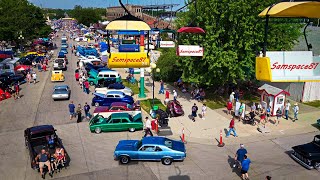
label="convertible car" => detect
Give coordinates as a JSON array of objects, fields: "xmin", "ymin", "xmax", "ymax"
[{"xmin": 114, "ymin": 137, "xmax": 186, "ymax": 165}]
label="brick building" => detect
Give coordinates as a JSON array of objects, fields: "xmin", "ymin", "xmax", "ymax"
[{"xmin": 106, "ymin": 4, "xmax": 172, "ymax": 29}]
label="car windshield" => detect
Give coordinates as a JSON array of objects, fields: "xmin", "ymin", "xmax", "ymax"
[
  {"xmin": 55, "ymin": 59, "xmax": 64, "ymax": 63},
  {"xmin": 315, "ymin": 137, "xmax": 320, "ymax": 144},
  {"xmin": 54, "ymin": 89, "xmax": 67, "ymax": 94}
]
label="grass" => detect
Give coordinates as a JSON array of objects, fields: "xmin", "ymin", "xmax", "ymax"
[
  {"xmin": 122, "ymin": 79, "xmax": 149, "ymax": 95},
  {"xmin": 303, "ymin": 100, "xmax": 320, "ymax": 108},
  {"xmin": 140, "ymin": 98, "xmax": 166, "ymax": 113}
]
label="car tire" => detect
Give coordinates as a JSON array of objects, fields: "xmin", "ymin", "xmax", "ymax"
[
  {"xmin": 129, "ymin": 128, "xmax": 135, "ymax": 132},
  {"xmin": 94, "ymin": 127, "xmax": 102, "ymax": 134},
  {"xmin": 314, "ymin": 162, "xmax": 320, "ymax": 170},
  {"xmin": 161, "ymin": 157, "xmax": 173, "ymax": 165},
  {"xmin": 95, "ymin": 102, "xmax": 100, "ymax": 107},
  {"xmin": 120, "ymin": 155, "xmax": 130, "ymax": 164}
]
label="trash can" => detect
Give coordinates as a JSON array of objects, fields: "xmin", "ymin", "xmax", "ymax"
[{"xmin": 151, "ymin": 120, "xmax": 156, "ymax": 130}]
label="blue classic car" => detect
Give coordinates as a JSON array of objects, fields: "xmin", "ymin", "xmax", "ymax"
[
  {"xmin": 92, "ymin": 91, "xmax": 134, "ymax": 107},
  {"xmin": 114, "ymin": 137, "xmax": 186, "ymax": 165},
  {"xmin": 60, "ymin": 48, "xmax": 68, "ymax": 54}
]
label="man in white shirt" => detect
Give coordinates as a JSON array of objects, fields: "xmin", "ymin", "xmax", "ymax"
[
  {"xmin": 293, "ymin": 103, "xmax": 299, "ymax": 122},
  {"xmin": 229, "ymin": 92, "xmax": 235, "ymax": 104},
  {"xmin": 144, "ymin": 117, "xmax": 153, "ymax": 137},
  {"xmin": 284, "ymin": 100, "xmax": 291, "ymax": 120},
  {"xmin": 173, "ymin": 90, "xmax": 177, "ymax": 101}
]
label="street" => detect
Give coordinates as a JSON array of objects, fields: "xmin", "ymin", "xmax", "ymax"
[{"xmin": 0, "ymin": 34, "xmax": 319, "ymax": 180}]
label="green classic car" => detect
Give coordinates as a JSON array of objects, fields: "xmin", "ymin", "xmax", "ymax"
[{"xmin": 89, "ymin": 113, "xmax": 143, "ymax": 133}]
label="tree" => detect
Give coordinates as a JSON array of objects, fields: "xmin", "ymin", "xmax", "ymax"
[
  {"xmin": 70, "ymin": 6, "xmax": 102, "ymax": 26},
  {"xmin": 156, "ymin": 48, "xmax": 183, "ymax": 82},
  {"xmin": 173, "ymin": 0, "xmax": 302, "ymax": 86}
]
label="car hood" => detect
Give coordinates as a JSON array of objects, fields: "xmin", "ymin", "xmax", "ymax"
[
  {"xmin": 292, "ymin": 142, "xmax": 320, "ymax": 156},
  {"xmin": 171, "ymin": 140, "xmax": 186, "ymax": 153},
  {"xmin": 115, "ymin": 140, "xmax": 139, "ymax": 151},
  {"xmin": 89, "ymin": 69, "xmax": 98, "ymax": 77}
]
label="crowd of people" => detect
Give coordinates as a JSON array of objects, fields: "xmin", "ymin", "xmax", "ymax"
[{"xmin": 68, "ymin": 101, "xmax": 91, "ymax": 123}]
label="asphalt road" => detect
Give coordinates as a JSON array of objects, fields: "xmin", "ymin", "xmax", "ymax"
[{"xmin": 0, "ymin": 32, "xmax": 319, "ymax": 180}]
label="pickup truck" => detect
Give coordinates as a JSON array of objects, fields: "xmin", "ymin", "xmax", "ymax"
[
  {"xmin": 291, "ymin": 135, "xmax": 320, "ymax": 170},
  {"xmin": 24, "ymin": 125, "xmax": 69, "ymax": 170}
]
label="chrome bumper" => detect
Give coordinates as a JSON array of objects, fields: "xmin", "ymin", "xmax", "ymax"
[{"xmin": 290, "ymin": 153, "xmax": 313, "ymax": 170}]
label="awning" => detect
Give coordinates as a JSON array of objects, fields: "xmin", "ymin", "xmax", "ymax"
[
  {"xmin": 117, "ymin": 30, "xmax": 144, "ymax": 35},
  {"xmin": 106, "ymin": 15, "xmax": 151, "ymax": 31},
  {"xmin": 258, "ymin": 84, "xmax": 290, "ymax": 97},
  {"xmin": 259, "ymin": 1, "xmax": 320, "ymax": 18}
]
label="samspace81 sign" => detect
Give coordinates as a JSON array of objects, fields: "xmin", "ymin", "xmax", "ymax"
[
  {"xmin": 108, "ymin": 52, "xmax": 150, "ymax": 68},
  {"xmin": 256, "ymin": 51, "xmax": 320, "ymax": 82}
]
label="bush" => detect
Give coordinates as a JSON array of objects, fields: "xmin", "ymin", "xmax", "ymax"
[{"xmin": 156, "ymin": 48, "xmax": 182, "ymax": 82}]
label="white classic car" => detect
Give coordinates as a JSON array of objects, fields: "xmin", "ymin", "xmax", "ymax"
[{"xmin": 95, "ymin": 87, "xmax": 133, "ymax": 96}]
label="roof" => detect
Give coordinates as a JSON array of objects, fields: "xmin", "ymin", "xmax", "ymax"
[
  {"xmin": 28, "ymin": 125, "xmax": 54, "ymax": 133},
  {"xmin": 111, "ymin": 102, "xmax": 129, "ymax": 107},
  {"xmin": 111, "ymin": 113, "xmax": 130, "ymax": 118},
  {"xmin": 258, "ymin": 84, "xmax": 290, "ymax": 96},
  {"xmin": 142, "ymin": 136, "xmax": 166, "ymax": 145},
  {"xmin": 107, "ymin": 91, "xmax": 125, "ymax": 95},
  {"xmin": 54, "ymin": 85, "xmax": 69, "ymax": 89},
  {"xmin": 93, "ymin": 106, "xmax": 109, "ymax": 113}
]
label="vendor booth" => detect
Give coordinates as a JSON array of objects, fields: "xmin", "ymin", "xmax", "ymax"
[{"xmin": 258, "ymin": 84, "xmax": 290, "ymax": 116}]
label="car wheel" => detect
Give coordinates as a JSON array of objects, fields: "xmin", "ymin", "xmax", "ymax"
[
  {"xmin": 94, "ymin": 127, "xmax": 102, "ymax": 134},
  {"xmin": 314, "ymin": 162, "xmax": 320, "ymax": 170},
  {"xmin": 95, "ymin": 102, "xmax": 100, "ymax": 107},
  {"xmin": 161, "ymin": 157, "xmax": 173, "ymax": 165},
  {"xmin": 129, "ymin": 128, "xmax": 135, "ymax": 132},
  {"xmin": 89, "ymin": 81, "xmax": 94, "ymax": 86},
  {"xmin": 120, "ymin": 155, "xmax": 130, "ymax": 164}
]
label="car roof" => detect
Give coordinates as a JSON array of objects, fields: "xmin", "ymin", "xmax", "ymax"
[
  {"xmin": 54, "ymin": 85, "xmax": 69, "ymax": 89},
  {"xmin": 110, "ymin": 113, "xmax": 130, "ymax": 118},
  {"xmin": 28, "ymin": 125, "xmax": 54, "ymax": 134},
  {"xmin": 110, "ymin": 102, "xmax": 128, "ymax": 107},
  {"xmin": 142, "ymin": 137, "xmax": 167, "ymax": 145},
  {"xmin": 93, "ymin": 106, "xmax": 109, "ymax": 113},
  {"xmin": 107, "ymin": 91, "xmax": 125, "ymax": 95}
]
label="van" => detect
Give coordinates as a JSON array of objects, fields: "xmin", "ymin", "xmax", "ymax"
[{"xmin": 88, "ymin": 70, "xmax": 121, "ymax": 86}]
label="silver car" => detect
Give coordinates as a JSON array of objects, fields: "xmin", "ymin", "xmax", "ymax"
[{"xmin": 52, "ymin": 85, "xmax": 70, "ymax": 100}]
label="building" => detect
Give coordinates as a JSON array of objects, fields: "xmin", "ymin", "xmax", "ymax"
[{"xmin": 106, "ymin": 4, "xmax": 172, "ymax": 29}]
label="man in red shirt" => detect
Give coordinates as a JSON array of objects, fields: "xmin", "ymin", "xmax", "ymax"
[
  {"xmin": 84, "ymin": 80, "xmax": 89, "ymax": 94},
  {"xmin": 227, "ymin": 100, "xmax": 233, "ymax": 115},
  {"xmin": 226, "ymin": 118, "xmax": 238, "ymax": 138},
  {"xmin": 15, "ymin": 83, "xmax": 20, "ymax": 99}
]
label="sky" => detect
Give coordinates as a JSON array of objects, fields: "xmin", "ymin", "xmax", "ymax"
[{"xmin": 28, "ymin": 0, "xmax": 186, "ymax": 10}]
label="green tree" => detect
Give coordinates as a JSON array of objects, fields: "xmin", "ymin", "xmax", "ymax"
[
  {"xmin": 70, "ymin": 5, "xmax": 102, "ymax": 26},
  {"xmin": 173, "ymin": 0, "xmax": 302, "ymax": 86},
  {"xmin": 156, "ymin": 48, "xmax": 183, "ymax": 82}
]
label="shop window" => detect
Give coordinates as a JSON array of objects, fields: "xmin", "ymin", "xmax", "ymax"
[{"xmin": 277, "ymin": 96, "xmax": 284, "ymax": 104}]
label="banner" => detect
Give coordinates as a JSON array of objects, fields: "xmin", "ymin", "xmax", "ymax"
[
  {"xmin": 160, "ymin": 41, "xmax": 175, "ymax": 48},
  {"xmin": 108, "ymin": 52, "xmax": 150, "ymax": 68},
  {"xmin": 177, "ymin": 45, "xmax": 204, "ymax": 56}
]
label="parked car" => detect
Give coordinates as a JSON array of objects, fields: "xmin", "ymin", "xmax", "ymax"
[
  {"xmin": 53, "ymin": 58, "xmax": 66, "ymax": 70},
  {"xmin": 52, "ymin": 85, "xmax": 70, "ymax": 100},
  {"xmin": 91, "ymin": 91, "xmax": 134, "ymax": 107},
  {"xmin": 114, "ymin": 136, "xmax": 186, "ymax": 165},
  {"xmin": 61, "ymin": 43, "xmax": 68, "ymax": 49},
  {"xmin": 291, "ymin": 135, "xmax": 320, "ymax": 170},
  {"xmin": 0, "ymin": 72, "xmax": 25, "ymax": 85},
  {"xmin": 317, "ymin": 119, "xmax": 320, "ymax": 126},
  {"xmin": 24, "ymin": 125, "xmax": 69, "ymax": 170},
  {"xmin": 88, "ymin": 69, "xmax": 121, "ymax": 86},
  {"xmin": 89, "ymin": 112, "xmax": 143, "ymax": 133},
  {"xmin": 60, "ymin": 48, "xmax": 68, "ymax": 54},
  {"xmin": 84, "ymin": 63, "xmax": 106, "ymax": 73},
  {"xmin": 93, "ymin": 102, "xmax": 141, "ymax": 118},
  {"xmin": 51, "ymin": 70, "xmax": 65, "ymax": 82},
  {"xmin": 166, "ymin": 100, "xmax": 184, "ymax": 117},
  {"xmin": 95, "ymin": 87, "xmax": 133, "ymax": 96}
]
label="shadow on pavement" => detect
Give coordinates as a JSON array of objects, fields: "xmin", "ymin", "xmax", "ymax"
[
  {"xmin": 227, "ymin": 155, "xmax": 242, "ymax": 178},
  {"xmin": 158, "ymin": 126, "xmax": 173, "ymax": 136}
]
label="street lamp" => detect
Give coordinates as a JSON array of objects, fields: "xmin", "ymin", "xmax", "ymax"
[
  {"xmin": 18, "ymin": 31, "xmax": 24, "ymax": 52},
  {"xmin": 149, "ymin": 63, "xmax": 160, "ymax": 108}
]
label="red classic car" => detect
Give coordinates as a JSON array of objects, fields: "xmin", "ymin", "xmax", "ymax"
[{"xmin": 93, "ymin": 102, "xmax": 141, "ymax": 118}]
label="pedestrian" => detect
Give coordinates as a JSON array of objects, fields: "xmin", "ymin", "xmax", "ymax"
[
  {"xmin": 201, "ymin": 104, "xmax": 207, "ymax": 120},
  {"xmin": 84, "ymin": 80, "xmax": 89, "ymax": 94},
  {"xmin": 42, "ymin": 64, "xmax": 47, "ymax": 71},
  {"xmin": 191, "ymin": 103, "xmax": 198, "ymax": 122},
  {"xmin": 76, "ymin": 104, "xmax": 82, "ymax": 123},
  {"xmin": 159, "ymin": 79, "xmax": 164, "ymax": 94},
  {"xmin": 144, "ymin": 117, "xmax": 153, "ymax": 137},
  {"xmin": 15, "ymin": 82, "xmax": 20, "ymax": 99},
  {"xmin": 284, "ymin": 100, "xmax": 291, "ymax": 120},
  {"xmin": 257, "ymin": 103, "xmax": 262, "ymax": 113},
  {"xmin": 234, "ymin": 90, "xmax": 240, "ymax": 102},
  {"xmin": 84, "ymin": 102, "xmax": 90, "ymax": 120},
  {"xmin": 79, "ymin": 75, "xmax": 83, "ymax": 89},
  {"xmin": 234, "ymin": 144, "xmax": 248, "ymax": 168},
  {"xmin": 11, "ymin": 84, "xmax": 16, "ymax": 100},
  {"xmin": 250, "ymin": 103, "xmax": 256, "ymax": 114},
  {"xmin": 239, "ymin": 102, "xmax": 245, "ymax": 122},
  {"xmin": 260, "ymin": 107, "xmax": 267, "ymax": 125},
  {"xmin": 82, "ymin": 76, "xmax": 86, "ymax": 92},
  {"xmin": 173, "ymin": 90, "xmax": 177, "ymax": 100},
  {"xmin": 229, "ymin": 92, "xmax": 235, "ymax": 105},
  {"xmin": 26, "ymin": 72, "xmax": 31, "ymax": 84},
  {"xmin": 241, "ymin": 155, "xmax": 251, "ymax": 180},
  {"xmin": 226, "ymin": 118, "xmax": 238, "ymax": 138},
  {"xmin": 293, "ymin": 103, "xmax": 299, "ymax": 122},
  {"xmin": 68, "ymin": 101, "xmax": 75, "ymax": 120},
  {"xmin": 227, "ymin": 100, "xmax": 233, "ymax": 115},
  {"xmin": 276, "ymin": 107, "xmax": 282, "ymax": 126},
  {"xmin": 32, "ymin": 72, "xmax": 37, "ymax": 84}
]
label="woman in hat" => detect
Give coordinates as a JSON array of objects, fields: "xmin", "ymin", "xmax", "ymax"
[{"xmin": 293, "ymin": 103, "xmax": 299, "ymax": 122}]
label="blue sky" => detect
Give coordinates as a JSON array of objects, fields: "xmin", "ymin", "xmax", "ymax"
[{"xmin": 28, "ymin": 0, "xmax": 186, "ymax": 10}]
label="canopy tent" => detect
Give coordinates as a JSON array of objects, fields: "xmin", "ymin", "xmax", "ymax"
[
  {"xmin": 259, "ymin": 1, "xmax": 320, "ymax": 18},
  {"xmin": 106, "ymin": 15, "xmax": 151, "ymax": 31},
  {"xmin": 177, "ymin": 27, "xmax": 205, "ymax": 34}
]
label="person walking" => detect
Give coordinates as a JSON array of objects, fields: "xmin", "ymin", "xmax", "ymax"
[
  {"xmin": 159, "ymin": 79, "xmax": 164, "ymax": 94},
  {"xmin": 234, "ymin": 144, "xmax": 248, "ymax": 168},
  {"xmin": 26, "ymin": 72, "xmax": 31, "ymax": 84},
  {"xmin": 144, "ymin": 117, "xmax": 153, "ymax": 137},
  {"xmin": 241, "ymin": 155, "xmax": 251, "ymax": 180},
  {"xmin": 276, "ymin": 107, "xmax": 282, "ymax": 126},
  {"xmin": 226, "ymin": 118, "xmax": 238, "ymax": 138},
  {"xmin": 266, "ymin": 106, "xmax": 271, "ymax": 121},
  {"xmin": 79, "ymin": 75, "xmax": 83, "ymax": 89},
  {"xmin": 68, "ymin": 101, "xmax": 75, "ymax": 120},
  {"xmin": 191, "ymin": 103, "xmax": 198, "ymax": 122},
  {"xmin": 284, "ymin": 100, "xmax": 291, "ymax": 120},
  {"xmin": 201, "ymin": 104, "xmax": 207, "ymax": 120},
  {"xmin": 173, "ymin": 90, "xmax": 177, "ymax": 100},
  {"xmin": 32, "ymin": 72, "xmax": 37, "ymax": 84},
  {"xmin": 84, "ymin": 102, "xmax": 90, "ymax": 120},
  {"xmin": 14, "ymin": 82, "xmax": 20, "ymax": 99},
  {"xmin": 227, "ymin": 100, "xmax": 233, "ymax": 115},
  {"xmin": 84, "ymin": 80, "xmax": 90, "ymax": 94},
  {"xmin": 293, "ymin": 103, "xmax": 299, "ymax": 122},
  {"xmin": 229, "ymin": 92, "xmax": 235, "ymax": 105},
  {"xmin": 76, "ymin": 104, "xmax": 82, "ymax": 123},
  {"xmin": 239, "ymin": 102, "xmax": 245, "ymax": 122}
]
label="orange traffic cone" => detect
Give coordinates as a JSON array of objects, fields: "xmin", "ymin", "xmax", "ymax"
[
  {"xmin": 181, "ymin": 127, "xmax": 185, "ymax": 143},
  {"xmin": 218, "ymin": 129, "xmax": 225, "ymax": 147}
]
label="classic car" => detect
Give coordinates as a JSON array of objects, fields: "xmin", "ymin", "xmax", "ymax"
[
  {"xmin": 53, "ymin": 58, "xmax": 66, "ymax": 70},
  {"xmin": 88, "ymin": 69, "xmax": 121, "ymax": 86},
  {"xmin": 84, "ymin": 63, "xmax": 105, "ymax": 72},
  {"xmin": 114, "ymin": 136, "xmax": 186, "ymax": 165},
  {"xmin": 166, "ymin": 100, "xmax": 185, "ymax": 117},
  {"xmin": 93, "ymin": 102, "xmax": 141, "ymax": 118},
  {"xmin": 89, "ymin": 112, "xmax": 143, "ymax": 133},
  {"xmin": 317, "ymin": 119, "xmax": 320, "ymax": 126},
  {"xmin": 91, "ymin": 91, "xmax": 134, "ymax": 107},
  {"xmin": 0, "ymin": 72, "xmax": 25, "ymax": 85},
  {"xmin": 95, "ymin": 87, "xmax": 133, "ymax": 96},
  {"xmin": 61, "ymin": 43, "xmax": 68, "ymax": 49},
  {"xmin": 51, "ymin": 70, "xmax": 65, "ymax": 82},
  {"xmin": 60, "ymin": 48, "xmax": 68, "ymax": 54},
  {"xmin": 52, "ymin": 85, "xmax": 70, "ymax": 100},
  {"xmin": 24, "ymin": 125, "xmax": 69, "ymax": 171},
  {"xmin": 291, "ymin": 135, "xmax": 320, "ymax": 170}
]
